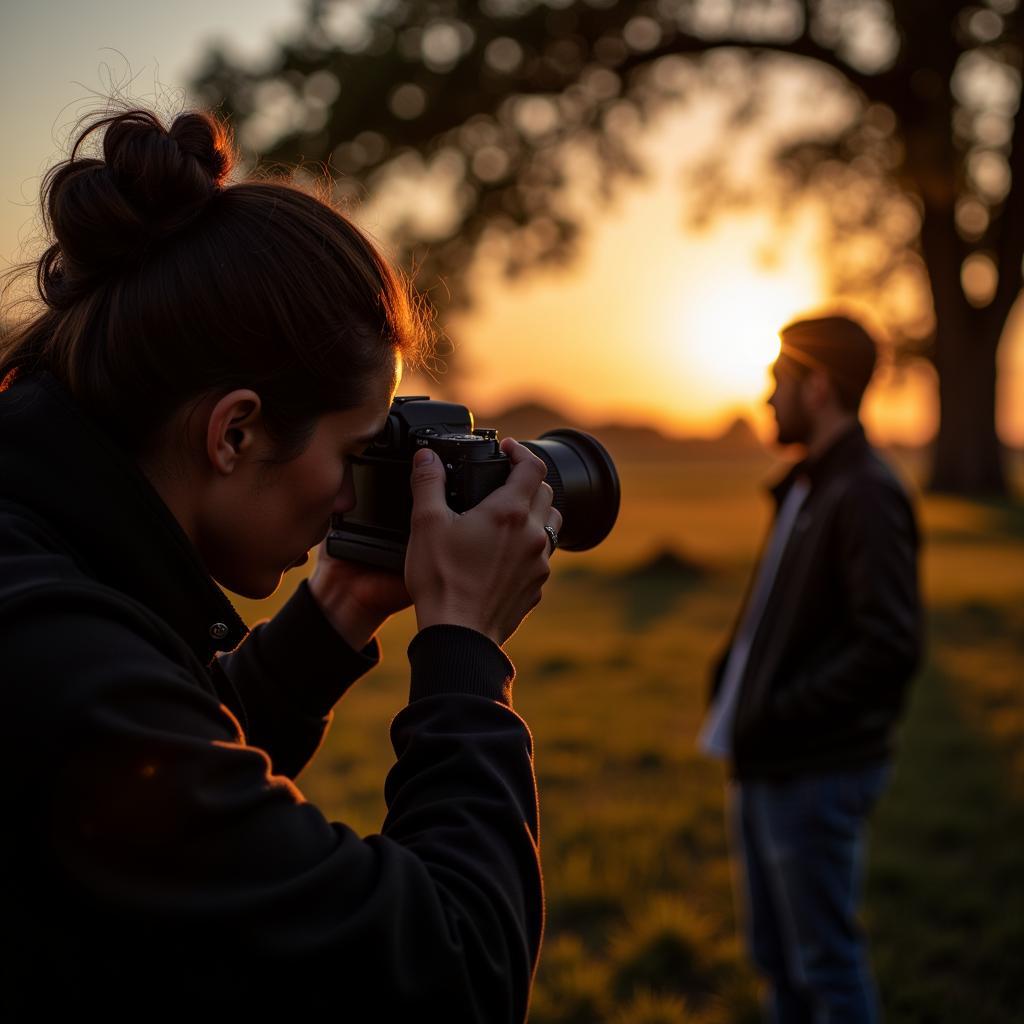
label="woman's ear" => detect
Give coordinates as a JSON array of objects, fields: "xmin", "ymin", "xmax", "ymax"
[{"xmin": 206, "ymin": 389, "xmax": 263, "ymax": 474}]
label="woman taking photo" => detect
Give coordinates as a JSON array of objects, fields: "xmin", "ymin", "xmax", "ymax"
[{"xmin": 0, "ymin": 107, "xmax": 558, "ymax": 1019}]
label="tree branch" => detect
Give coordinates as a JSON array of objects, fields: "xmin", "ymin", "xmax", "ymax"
[{"xmin": 614, "ymin": 24, "xmax": 892, "ymax": 104}]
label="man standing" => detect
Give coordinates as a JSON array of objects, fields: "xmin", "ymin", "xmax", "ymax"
[{"xmin": 699, "ymin": 314, "xmax": 922, "ymax": 1023}]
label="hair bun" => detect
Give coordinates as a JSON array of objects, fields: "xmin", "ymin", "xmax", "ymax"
[
  {"xmin": 168, "ymin": 113, "xmax": 232, "ymax": 186},
  {"xmin": 40, "ymin": 108, "xmax": 234, "ymax": 308},
  {"xmin": 101, "ymin": 109, "xmax": 231, "ymax": 224}
]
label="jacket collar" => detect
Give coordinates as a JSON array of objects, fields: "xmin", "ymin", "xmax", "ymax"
[
  {"xmin": 768, "ymin": 421, "xmax": 869, "ymax": 506},
  {"xmin": 0, "ymin": 371, "xmax": 248, "ymax": 663}
]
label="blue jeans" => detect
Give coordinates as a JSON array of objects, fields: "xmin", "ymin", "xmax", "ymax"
[{"xmin": 731, "ymin": 764, "xmax": 890, "ymax": 1024}]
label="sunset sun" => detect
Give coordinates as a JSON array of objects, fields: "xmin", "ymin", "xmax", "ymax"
[{"xmin": 679, "ymin": 276, "xmax": 814, "ymax": 399}]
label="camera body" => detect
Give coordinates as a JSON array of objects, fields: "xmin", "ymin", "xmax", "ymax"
[
  {"xmin": 327, "ymin": 397, "xmax": 506, "ymax": 570},
  {"xmin": 327, "ymin": 396, "xmax": 620, "ymax": 571}
]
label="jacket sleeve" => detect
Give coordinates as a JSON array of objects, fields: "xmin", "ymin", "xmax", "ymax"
[
  {"xmin": 7, "ymin": 596, "xmax": 542, "ymax": 1022},
  {"xmin": 770, "ymin": 475, "xmax": 922, "ymax": 723},
  {"xmin": 214, "ymin": 579, "xmax": 381, "ymax": 779}
]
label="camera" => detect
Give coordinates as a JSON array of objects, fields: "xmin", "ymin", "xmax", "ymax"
[{"xmin": 326, "ymin": 396, "xmax": 621, "ymax": 571}]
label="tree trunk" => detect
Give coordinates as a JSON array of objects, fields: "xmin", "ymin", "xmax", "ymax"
[
  {"xmin": 929, "ymin": 316, "xmax": 1005, "ymax": 495},
  {"xmin": 919, "ymin": 201, "xmax": 1008, "ymax": 496}
]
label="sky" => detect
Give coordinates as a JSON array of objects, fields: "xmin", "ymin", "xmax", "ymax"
[
  {"xmin": 2, "ymin": 0, "xmax": 1021, "ymax": 446},
  {"xmin": 1, "ymin": 0, "xmax": 303, "ymax": 240}
]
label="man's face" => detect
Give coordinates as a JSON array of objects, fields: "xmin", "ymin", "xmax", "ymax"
[{"xmin": 767, "ymin": 357, "xmax": 812, "ymax": 446}]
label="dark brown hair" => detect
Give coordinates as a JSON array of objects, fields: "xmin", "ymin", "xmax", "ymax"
[{"xmin": 1, "ymin": 107, "xmax": 429, "ymax": 460}]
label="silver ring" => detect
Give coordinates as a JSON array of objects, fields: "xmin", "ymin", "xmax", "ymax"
[{"xmin": 544, "ymin": 524, "xmax": 559, "ymax": 553}]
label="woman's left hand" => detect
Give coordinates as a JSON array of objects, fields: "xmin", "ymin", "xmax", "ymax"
[{"xmin": 307, "ymin": 537, "xmax": 412, "ymax": 651}]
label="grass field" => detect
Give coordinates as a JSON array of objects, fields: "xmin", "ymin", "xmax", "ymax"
[{"xmin": 231, "ymin": 452, "xmax": 1024, "ymax": 1023}]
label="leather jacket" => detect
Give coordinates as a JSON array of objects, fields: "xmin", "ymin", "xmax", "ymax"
[{"xmin": 710, "ymin": 423, "xmax": 923, "ymax": 779}]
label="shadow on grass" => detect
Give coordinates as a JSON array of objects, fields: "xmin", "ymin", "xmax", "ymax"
[
  {"xmin": 969, "ymin": 496, "xmax": 1024, "ymax": 539},
  {"xmin": 562, "ymin": 548, "xmax": 711, "ymax": 631},
  {"xmin": 868, "ymin": 602, "xmax": 1023, "ymax": 1023},
  {"xmin": 927, "ymin": 495, "xmax": 1024, "ymax": 544}
]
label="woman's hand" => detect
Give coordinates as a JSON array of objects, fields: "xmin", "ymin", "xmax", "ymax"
[
  {"xmin": 308, "ymin": 540, "xmax": 412, "ymax": 651},
  {"xmin": 405, "ymin": 438, "xmax": 562, "ymax": 647}
]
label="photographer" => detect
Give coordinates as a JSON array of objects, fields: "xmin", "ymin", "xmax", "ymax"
[{"xmin": 0, "ymin": 108, "xmax": 559, "ymax": 1020}]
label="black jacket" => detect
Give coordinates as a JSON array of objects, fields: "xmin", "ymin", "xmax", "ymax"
[
  {"xmin": 710, "ymin": 423, "xmax": 923, "ymax": 779},
  {"xmin": 0, "ymin": 371, "xmax": 542, "ymax": 1020}
]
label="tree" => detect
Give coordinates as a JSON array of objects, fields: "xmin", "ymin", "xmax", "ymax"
[{"xmin": 192, "ymin": 0, "xmax": 1024, "ymax": 495}]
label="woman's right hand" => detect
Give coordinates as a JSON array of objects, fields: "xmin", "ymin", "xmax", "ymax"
[{"xmin": 405, "ymin": 438, "xmax": 562, "ymax": 647}]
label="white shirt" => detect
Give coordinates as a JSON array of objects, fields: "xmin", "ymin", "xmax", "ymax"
[{"xmin": 698, "ymin": 477, "xmax": 811, "ymax": 759}]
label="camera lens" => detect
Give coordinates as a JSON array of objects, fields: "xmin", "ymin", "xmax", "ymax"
[{"xmin": 521, "ymin": 430, "xmax": 620, "ymax": 551}]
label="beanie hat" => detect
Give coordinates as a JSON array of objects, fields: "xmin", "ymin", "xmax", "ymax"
[{"xmin": 778, "ymin": 315, "xmax": 878, "ymax": 411}]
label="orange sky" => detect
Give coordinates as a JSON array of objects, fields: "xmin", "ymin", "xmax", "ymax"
[{"xmin": 443, "ymin": 194, "xmax": 948, "ymax": 447}]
